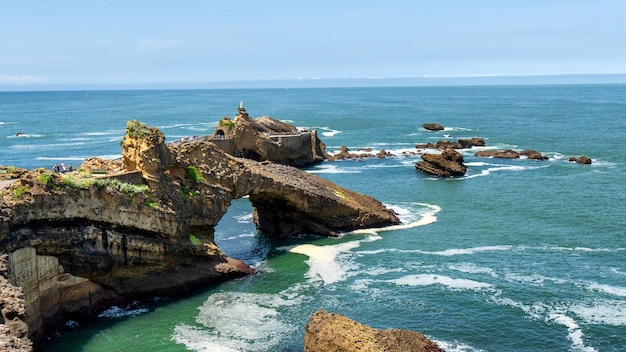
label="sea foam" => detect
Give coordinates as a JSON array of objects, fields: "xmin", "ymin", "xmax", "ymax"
[
  {"xmin": 172, "ymin": 291, "xmax": 300, "ymax": 352},
  {"xmin": 390, "ymin": 274, "xmax": 493, "ymax": 291}
]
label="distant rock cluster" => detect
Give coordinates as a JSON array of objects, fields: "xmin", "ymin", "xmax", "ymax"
[{"xmin": 413, "ymin": 123, "xmax": 591, "ymax": 177}]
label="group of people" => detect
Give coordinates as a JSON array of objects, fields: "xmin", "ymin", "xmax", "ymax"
[{"xmin": 53, "ymin": 163, "xmax": 72, "ymax": 174}]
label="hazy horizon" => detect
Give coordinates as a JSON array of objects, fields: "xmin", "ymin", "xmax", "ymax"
[{"xmin": 2, "ymin": 1, "xmax": 625, "ymax": 91}]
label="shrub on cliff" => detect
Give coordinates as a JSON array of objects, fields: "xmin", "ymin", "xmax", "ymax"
[
  {"xmin": 185, "ymin": 166, "xmax": 204, "ymax": 182},
  {"xmin": 126, "ymin": 120, "xmax": 151, "ymax": 138}
]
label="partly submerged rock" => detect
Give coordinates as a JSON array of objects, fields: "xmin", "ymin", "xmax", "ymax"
[
  {"xmin": 304, "ymin": 309, "xmax": 445, "ymax": 352},
  {"xmin": 415, "ymin": 148, "xmax": 467, "ymax": 177},
  {"xmin": 568, "ymin": 155, "xmax": 592, "ymax": 164},
  {"xmin": 422, "ymin": 123, "xmax": 445, "ymax": 131}
]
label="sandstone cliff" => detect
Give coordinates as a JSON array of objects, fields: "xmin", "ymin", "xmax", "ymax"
[
  {"xmin": 305, "ymin": 309, "xmax": 445, "ymax": 352},
  {"xmin": 0, "ymin": 120, "xmax": 399, "ymax": 350}
]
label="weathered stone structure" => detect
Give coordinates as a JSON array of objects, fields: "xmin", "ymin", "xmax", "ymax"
[
  {"xmin": 210, "ymin": 106, "xmax": 330, "ymax": 167},
  {"xmin": 0, "ymin": 120, "xmax": 399, "ymax": 350}
]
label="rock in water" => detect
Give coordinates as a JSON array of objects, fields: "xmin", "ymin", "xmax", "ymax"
[
  {"xmin": 415, "ymin": 148, "xmax": 467, "ymax": 177},
  {"xmin": 423, "ymin": 123, "xmax": 445, "ymax": 131},
  {"xmin": 304, "ymin": 309, "xmax": 445, "ymax": 352}
]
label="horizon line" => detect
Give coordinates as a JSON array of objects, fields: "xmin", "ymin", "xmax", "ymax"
[{"xmin": 1, "ymin": 73, "xmax": 625, "ymax": 92}]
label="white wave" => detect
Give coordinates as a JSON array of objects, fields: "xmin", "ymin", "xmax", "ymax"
[
  {"xmin": 425, "ymin": 245, "xmax": 512, "ymax": 256},
  {"xmin": 290, "ymin": 241, "xmax": 362, "ymax": 285},
  {"xmin": 36, "ymin": 156, "xmax": 88, "ymax": 161},
  {"xmin": 306, "ymin": 163, "xmax": 361, "ymax": 174},
  {"xmin": 235, "ymin": 213, "xmax": 253, "ymax": 223},
  {"xmin": 569, "ymin": 299, "xmax": 626, "ymax": 326},
  {"xmin": 0, "ymin": 121, "xmax": 17, "ymax": 125},
  {"xmin": 289, "ymin": 203, "xmax": 440, "ymax": 285},
  {"xmin": 7, "ymin": 133, "xmax": 44, "ymax": 138},
  {"xmin": 81, "ymin": 130, "xmax": 122, "ymax": 136},
  {"xmin": 98, "ymin": 305, "xmax": 149, "ymax": 318},
  {"xmin": 504, "ymin": 272, "xmax": 568, "ymax": 286},
  {"xmin": 443, "ymin": 126, "xmax": 473, "ymax": 132},
  {"xmin": 390, "ymin": 274, "xmax": 493, "ymax": 291},
  {"xmin": 171, "ymin": 291, "xmax": 299, "ymax": 352},
  {"xmin": 587, "ymin": 282, "xmax": 626, "ymax": 297},
  {"xmin": 549, "ymin": 313, "xmax": 597, "ymax": 352},
  {"xmin": 448, "ymin": 263, "xmax": 498, "ymax": 277},
  {"xmin": 10, "ymin": 142, "xmax": 86, "ymax": 150},
  {"xmin": 320, "ymin": 127, "xmax": 341, "ymax": 137},
  {"xmin": 433, "ymin": 339, "xmax": 484, "ymax": 352},
  {"xmin": 465, "ymin": 164, "xmax": 546, "ymax": 179},
  {"xmin": 220, "ymin": 232, "xmax": 256, "ymax": 241}
]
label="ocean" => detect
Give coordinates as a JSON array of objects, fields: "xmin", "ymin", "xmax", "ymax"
[{"xmin": 1, "ymin": 85, "xmax": 625, "ymax": 351}]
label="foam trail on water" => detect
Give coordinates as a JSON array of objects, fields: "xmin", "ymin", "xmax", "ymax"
[
  {"xmin": 549, "ymin": 313, "xmax": 597, "ymax": 352},
  {"xmin": 390, "ymin": 274, "xmax": 493, "ymax": 291},
  {"xmin": 290, "ymin": 203, "xmax": 441, "ymax": 285},
  {"xmin": 172, "ymin": 291, "xmax": 300, "ymax": 352}
]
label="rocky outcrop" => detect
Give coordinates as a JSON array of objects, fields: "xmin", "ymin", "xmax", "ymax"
[
  {"xmin": 569, "ymin": 155, "xmax": 592, "ymax": 164},
  {"xmin": 0, "ymin": 120, "xmax": 399, "ymax": 349},
  {"xmin": 423, "ymin": 123, "xmax": 445, "ymax": 131},
  {"xmin": 213, "ymin": 107, "xmax": 330, "ymax": 167},
  {"xmin": 0, "ymin": 255, "xmax": 31, "ymax": 352},
  {"xmin": 475, "ymin": 149, "xmax": 548, "ymax": 160},
  {"xmin": 415, "ymin": 148, "xmax": 467, "ymax": 177},
  {"xmin": 328, "ymin": 146, "xmax": 395, "ymax": 161},
  {"xmin": 474, "ymin": 149, "xmax": 520, "ymax": 159},
  {"xmin": 416, "ymin": 138, "xmax": 485, "ymax": 150},
  {"xmin": 304, "ymin": 309, "xmax": 445, "ymax": 352}
]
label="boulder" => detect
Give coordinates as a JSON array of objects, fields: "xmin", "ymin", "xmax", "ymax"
[
  {"xmin": 416, "ymin": 138, "xmax": 485, "ymax": 150},
  {"xmin": 423, "ymin": 123, "xmax": 445, "ymax": 131},
  {"xmin": 474, "ymin": 149, "xmax": 520, "ymax": 159},
  {"xmin": 304, "ymin": 309, "xmax": 445, "ymax": 352},
  {"xmin": 569, "ymin": 155, "xmax": 592, "ymax": 164},
  {"xmin": 415, "ymin": 148, "xmax": 467, "ymax": 177},
  {"xmin": 519, "ymin": 149, "xmax": 548, "ymax": 160}
]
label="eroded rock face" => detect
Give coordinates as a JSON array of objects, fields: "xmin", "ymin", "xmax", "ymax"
[
  {"xmin": 304, "ymin": 309, "xmax": 445, "ymax": 352},
  {"xmin": 415, "ymin": 148, "xmax": 467, "ymax": 177},
  {"xmin": 0, "ymin": 120, "xmax": 399, "ymax": 348},
  {"xmin": 221, "ymin": 108, "xmax": 330, "ymax": 167}
]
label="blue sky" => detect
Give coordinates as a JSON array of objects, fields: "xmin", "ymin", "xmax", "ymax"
[{"xmin": 1, "ymin": 0, "xmax": 625, "ymax": 89}]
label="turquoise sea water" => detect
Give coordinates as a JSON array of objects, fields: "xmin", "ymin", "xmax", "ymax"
[{"xmin": 1, "ymin": 85, "xmax": 625, "ymax": 351}]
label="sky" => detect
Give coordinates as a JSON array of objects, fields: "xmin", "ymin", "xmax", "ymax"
[{"xmin": 1, "ymin": 0, "xmax": 625, "ymax": 90}]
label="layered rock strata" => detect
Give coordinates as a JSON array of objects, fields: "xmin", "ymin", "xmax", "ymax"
[
  {"xmin": 304, "ymin": 309, "xmax": 445, "ymax": 352},
  {"xmin": 415, "ymin": 148, "xmax": 467, "ymax": 177},
  {"xmin": 0, "ymin": 120, "xmax": 399, "ymax": 350}
]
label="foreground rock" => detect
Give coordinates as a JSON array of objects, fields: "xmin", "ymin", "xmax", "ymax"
[
  {"xmin": 305, "ymin": 309, "xmax": 445, "ymax": 352},
  {"xmin": 0, "ymin": 120, "xmax": 399, "ymax": 349},
  {"xmin": 415, "ymin": 148, "xmax": 467, "ymax": 177}
]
